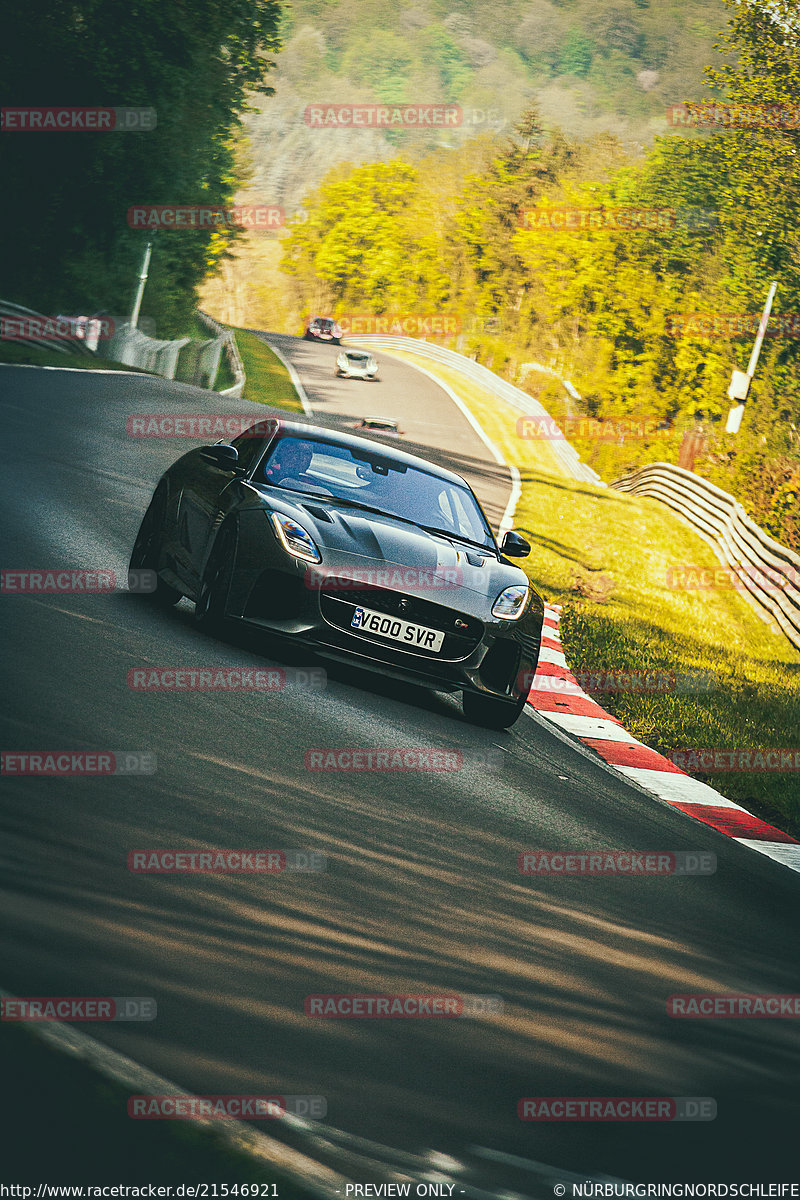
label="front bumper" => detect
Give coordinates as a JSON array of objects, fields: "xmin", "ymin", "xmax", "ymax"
[{"xmin": 227, "ymin": 534, "xmax": 541, "ymax": 700}]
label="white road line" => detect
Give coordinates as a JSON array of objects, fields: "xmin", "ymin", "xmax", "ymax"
[
  {"xmin": 261, "ymin": 339, "xmax": 314, "ymax": 416},
  {"xmin": 379, "ymin": 354, "xmax": 521, "ymax": 536}
]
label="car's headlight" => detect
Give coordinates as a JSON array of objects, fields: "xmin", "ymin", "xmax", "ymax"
[
  {"xmin": 270, "ymin": 512, "xmax": 321, "ymax": 563},
  {"xmin": 492, "ymin": 584, "xmax": 529, "ymax": 620}
]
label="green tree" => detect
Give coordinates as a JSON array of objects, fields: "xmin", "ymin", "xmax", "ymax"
[
  {"xmin": 558, "ymin": 29, "xmax": 594, "ymax": 76},
  {"xmin": 0, "ymin": 0, "xmax": 282, "ymax": 334}
]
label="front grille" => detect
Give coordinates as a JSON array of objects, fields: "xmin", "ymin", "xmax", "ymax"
[{"xmin": 320, "ymin": 586, "xmax": 483, "ymax": 660}]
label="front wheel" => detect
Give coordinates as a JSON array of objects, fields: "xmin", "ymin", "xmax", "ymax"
[
  {"xmin": 128, "ymin": 487, "xmax": 182, "ymax": 607},
  {"xmin": 462, "ymin": 690, "xmax": 527, "ymax": 730},
  {"xmin": 194, "ymin": 524, "xmax": 235, "ymax": 633}
]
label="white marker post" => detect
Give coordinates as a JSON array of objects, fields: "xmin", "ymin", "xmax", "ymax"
[
  {"xmin": 130, "ymin": 241, "xmax": 153, "ymax": 331},
  {"xmin": 725, "ymin": 281, "xmax": 777, "ymax": 433}
]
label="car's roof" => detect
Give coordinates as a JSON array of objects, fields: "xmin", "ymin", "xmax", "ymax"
[{"xmin": 272, "ymin": 419, "xmax": 470, "ymax": 488}]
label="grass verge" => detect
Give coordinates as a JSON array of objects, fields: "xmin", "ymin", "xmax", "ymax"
[
  {"xmin": 232, "ymin": 327, "xmax": 306, "ymax": 413},
  {"xmin": 384, "ymin": 347, "xmax": 800, "ymax": 839},
  {"xmin": 0, "ymin": 1021, "xmax": 314, "ymax": 1191}
]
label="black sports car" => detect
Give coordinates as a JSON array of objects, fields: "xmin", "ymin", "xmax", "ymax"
[{"xmin": 129, "ymin": 419, "xmax": 544, "ymax": 728}]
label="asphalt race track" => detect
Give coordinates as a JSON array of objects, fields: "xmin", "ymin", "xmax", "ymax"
[
  {"xmin": 1, "ymin": 348, "xmax": 799, "ymax": 1189},
  {"xmin": 257, "ymin": 330, "xmax": 514, "ymax": 528}
]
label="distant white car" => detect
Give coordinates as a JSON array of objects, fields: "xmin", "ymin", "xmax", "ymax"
[{"xmin": 335, "ymin": 349, "xmax": 379, "ymax": 380}]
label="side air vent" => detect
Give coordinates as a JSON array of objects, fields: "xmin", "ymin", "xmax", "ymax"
[{"xmin": 302, "ymin": 505, "xmax": 333, "ymax": 523}]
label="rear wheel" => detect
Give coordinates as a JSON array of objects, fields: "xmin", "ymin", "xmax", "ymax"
[
  {"xmin": 462, "ymin": 690, "xmax": 527, "ymax": 730},
  {"xmin": 194, "ymin": 524, "xmax": 235, "ymax": 633},
  {"xmin": 128, "ymin": 486, "xmax": 182, "ymax": 607}
]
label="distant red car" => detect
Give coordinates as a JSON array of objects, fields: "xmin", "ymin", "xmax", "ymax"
[{"xmin": 304, "ymin": 316, "xmax": 342, "ymax": 344}]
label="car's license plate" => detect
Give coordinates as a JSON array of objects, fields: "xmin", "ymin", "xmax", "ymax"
[{"xmin": 350, "ymin": 605, "xmax": 444, "ymax": 653}]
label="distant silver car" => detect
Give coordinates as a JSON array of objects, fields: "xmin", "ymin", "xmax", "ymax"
[{"xmin": 335, "ymin": 349, "xmax": 379, "ymax": 380}]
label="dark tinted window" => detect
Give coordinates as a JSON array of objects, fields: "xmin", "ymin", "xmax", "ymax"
[
  {"xmin": 231, "ymin": 419, "xmax": 277, "ymax": 475},
  {"xmin": 262, "ymin": 436, "xmax": 495, "ymax": 547}
]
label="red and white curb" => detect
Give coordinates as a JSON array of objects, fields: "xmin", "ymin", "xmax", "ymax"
[{"xmin": 525, "ymin": 606, "xmax": 800, "ymax": 875}]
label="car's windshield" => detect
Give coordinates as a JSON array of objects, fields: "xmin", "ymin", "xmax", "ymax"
[
  {"xmin": 261, "ymin": 436, "xmax": 495, "ymax": 549},
  {"xmin": 315, "ymin": 319, "xmax": 334, "ymax": 329}
]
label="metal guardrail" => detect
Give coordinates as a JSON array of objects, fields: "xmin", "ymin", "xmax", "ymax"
[
  {"xmin": 108, "ymin": 323, "xmax": 191, "ymax": 379},
  {"xmin": 106, "ymin": 313, "xmax": 241, "ymax": 392},
  {"xmin": 2, "ymin": 298, "xmax": 243, "ymax": 395},
  {"xmin": 612, "ymin": 461, "xmax": 800, "ymax": 651},
  {"xmin": 346, "ymin": 334, "xmax": 603, "ymax": 486},
  {"xmin": 0, "ymin": 300, "xmax": 97, "ymax": 356},
  {"xmin": 197, "ymin": 310, "xmax": 246, "ymax": 397}
]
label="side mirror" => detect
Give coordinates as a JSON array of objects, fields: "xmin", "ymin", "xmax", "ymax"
[
  {"xmin": 200, "ymin": 443, "xmax": 239, "ymax": 470},
  {"xmin": 500, "ymin": 530, "xmax": 531, "ymax": 558}
]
